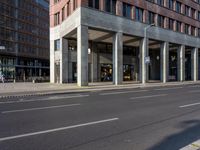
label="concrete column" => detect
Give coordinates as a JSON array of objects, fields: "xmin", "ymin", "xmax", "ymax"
[
  {"xmin": 195, "ymin": 28, "xmax": 198, "ymax": 37},
  {"xmin": 143, "ymin": 10, "xmax": 148, "ymax": 24},
  {"xmin": 60, "ymin": 38, "xmax": 69, "ymax": 83},
  {"xmin": 91, "ymin": 43, "xmax": 98, "ymax": 82},
  {"xmin": 99, "ymin": 0, "xmax": 104, "ymax": 11},
  {"xmin": 154, "ymin": 14, "xmax": 158, "ymax": 26},
  {"xmin": 68, "ymin": 49, "xmax": 73, "ymax": 83},
  {"xmin": 77, "ymin": 25, "xmax": 88, "ymax": 86},
  {"xmin": 160, "ymin": 42, "xmax": 169, "ymax": 83},
  {"xmin": 113, "ymin": 32, "xmax": 123, "ymax": 85},
  {"xmin": 71, "ymin": 0, "xmax": 74, "ymax": 11},
  {"xmin": 164, "ymin": 0, "xmax": 168, "ymax": 7},
  {"xmin": 139, "ymin": 37, "xmax": 149, "ymax": 84},
  {"xmin": 116, "ymin": 0, "xmax": 123, "ymax": 16},
  {"xmin": 50, "ymin": 40, "xmax": 55, "ymax": 83},
  {"xmin": 191, "ymin": 48, "xmax": 198, "ymax": 81},
  {"xmin": 164, "ymin": 17, "xmax": 169, "ymax": 29},
  {"xmin": 68, "ymin": 61, "xmax": 73, "ymax": 83},
  {"xmin": 181, "ymin": 4, "xmax": 185, "ymax": 14},
  {"xmin": 131, "ymin": 6, "xmax": 135, "ymax": 20},
  {"xmin": 181, "ymin": 23, "xmax": 185, "ymax": 33},
  {"xmin": 173, "ymin": 20, "xmax": 177, "ymax": 31},
  {"xmin": 177, "ymin": 45, "xmax": 185, "ymax": 82}
]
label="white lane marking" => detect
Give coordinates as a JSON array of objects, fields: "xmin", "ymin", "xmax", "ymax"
[
  {"xmin": 154, "ymin": 87, "xmax": 183, "ymax": 91},
  {"xmin": 188, "ymin": 90, "xmax": 200, "ymax": 93},
  {"xmin": 0, "ymin": 95, "xmax": 89, "ymax": 104},
  {"xmin": 100, "ymin": 90, "xmax": 148, "ymax": 96},
  {"xmin": 130, "ymin": 94, "xmax": 167, "ymax": 100},
  {"xmin": 179, "ymin": 102, "xmax": 200, "ymax": 108},
  {"xmin": 1, "ymin": 104, "xmax": 81, "ymax": 114},
  {"xmin": 188, "ymin": 85, "xmax": 200, "ymax": 88},
  {"xmin": 0, "ymin": 118, "xmax": 119, "ymax": 142}
]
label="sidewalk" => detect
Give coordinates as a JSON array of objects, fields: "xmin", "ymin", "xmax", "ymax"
[
  {"xmin": 180, "ymin": 139, "xmax": 200, "ymax": 150},
  {"xmin": 0, "ymin": 81, "xmax": 200, "ymax": 98}
]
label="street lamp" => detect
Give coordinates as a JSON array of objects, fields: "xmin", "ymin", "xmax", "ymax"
[
  {"xmin": 144, "ymin": 24, "xmax": 155, "ymax": 59},
  {"xmin": 144, "ymin": 23, "xmax": 155, "ymax": 40},
  {"xmin": 144, "ymin": 23, "xmax": 155, "ymax": 64},
  {"xmin": 142, "ymin": 23, "xmax": 155, "ymax": 84}
]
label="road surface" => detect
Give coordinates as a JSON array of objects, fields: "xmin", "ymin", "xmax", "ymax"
[{"xmin": 0, "ymin": 84, "xmax": 200, "ymax": 150}]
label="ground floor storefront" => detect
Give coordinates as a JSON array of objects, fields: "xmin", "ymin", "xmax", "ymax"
[
  {"xmin": 51, "ymin": 37, "xmax": 200, "ymax": 85},
  {"xmin": 0, "ymin": 56, "xmax": 50, "ymax": 82}
]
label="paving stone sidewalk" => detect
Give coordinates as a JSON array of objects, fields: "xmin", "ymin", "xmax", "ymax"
[
  {"xmin": 180, "ymin": 139, "xmax": 200, "ymax": 150},
  {"xmin": 0, "ymin": 81, "xmax": 199, "ymax": 98}
]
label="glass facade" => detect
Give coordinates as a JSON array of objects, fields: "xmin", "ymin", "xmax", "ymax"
[{"xmin": 0, "ymin": 0, "xmax": 50, "ymax": 81}]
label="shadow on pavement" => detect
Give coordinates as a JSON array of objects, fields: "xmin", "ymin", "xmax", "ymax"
[{"xmin": 148, "ymin": 120, "xmax": 200, "ymax": 150}]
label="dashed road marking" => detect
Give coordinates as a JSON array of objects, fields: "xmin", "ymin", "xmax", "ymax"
[
  {"xmin": 154, "ymin": 87, "xmax": 183, "ymax": 91},
  {"xmin": 179, "ymin": 102, "xmax": 200, "ymax": 108},
  {"xmin": 0, "ymin": 118, "xmax": 119, "ymax": 142},
  {"xmin": 100, "ymin": 90, "xmax": 148, "ymax": 96},
  {"xmin": 1, "ymin": 103, "xmax": 81, "ymax": 114},
  {"xmin": 188, "ymin": 90, "xmax": 200, "ymax": 93},
  {"xmin": 0, "ymin": 94, "xmax": 89, "ymax": 104},
  {"xmin": 130, "ymin": 94, "xmax": 167, "ymax": 100}
]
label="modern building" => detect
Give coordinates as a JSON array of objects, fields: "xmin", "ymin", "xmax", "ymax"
[
  {"xmin": 0, "ymin": 0, "xmax": 50, "ymax": 81},
  {"xmin": 50, "ymin": 0, "xmax": 200, "ymax": 86}
]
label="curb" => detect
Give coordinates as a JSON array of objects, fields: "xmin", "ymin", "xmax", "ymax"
[{"xmin": 0, "ymin": 81, "xmax": 200, "ymax": 99}]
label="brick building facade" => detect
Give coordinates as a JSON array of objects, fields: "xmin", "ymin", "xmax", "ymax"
[{"xmin": 50, "ymin": 0, "xmax": 200, "ymax": 86}]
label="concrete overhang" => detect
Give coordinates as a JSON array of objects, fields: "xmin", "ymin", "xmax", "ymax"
[
  {"xmin": 80, "ymin": 7, "xmax": 200, "ymax": 48},
  {"xmin": 50, "ymin": 7, "xmax": 200, "ymax": 48}
]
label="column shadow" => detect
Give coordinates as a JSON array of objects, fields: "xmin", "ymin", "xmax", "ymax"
[{"xmin": 148, "ymin": 120, "xmax": 200, "ymax": 150}]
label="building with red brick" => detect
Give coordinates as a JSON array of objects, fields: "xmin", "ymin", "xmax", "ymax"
[{"xmin": 50, "ymin": 0, "xmax": 200, "ymax": 86}]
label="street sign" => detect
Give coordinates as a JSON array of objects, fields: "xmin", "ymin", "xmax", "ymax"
[
  {"xmin": 145, "ymin": 56, "xmax": 150, "ymax": 64},
  {"xmin": 0, "ymin": 46, "xmax": 5, "ymax": 50}
]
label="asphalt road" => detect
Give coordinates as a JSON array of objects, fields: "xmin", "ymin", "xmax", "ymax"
[{"xmin": 0, "ymin": 84, "xmax": 200, "ymax": 150}]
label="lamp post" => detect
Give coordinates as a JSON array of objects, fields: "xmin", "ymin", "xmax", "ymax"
[
  {"xmin": 144, "ymin": 24, "xmax": 155, "ymax": 40},
  {"xmin": 142, "ymin": 23, "xmax": 155, "ymax": 84}
]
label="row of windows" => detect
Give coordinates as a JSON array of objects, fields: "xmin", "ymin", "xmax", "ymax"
[
  {"xmin": 86, "ymin": 0, "xmax": 200, "ymax": 37},
  {"xmin": 18, "ymin": 44, "xmax": 49, "ymax": 58},
  {"xmin": 0, "ymin": 56, "xmax": 49, "ymax": 68},
  {"xmin": 86, "ymin": 0, "xmax": 200, "ymax": 26},
  {"xmin": 54, "ymin": 39, "xmax": 138, "ymax": 56},
  {"xmin": 106, "ymin": 1, "xmax": 199, "ymax": 37},
  {"xmin": 53, "ymin": 0, "xmax": 200, "ymax": 38},
  {"xmin": 0, "ymin": 2, "xmax": 16, "ymax": 17},
  {"xmin": 147, "ymin": 12, "xmax": 199, "ymax": 37},
  {"xmin": 0, "ymin": 40, "xmax": 15, "ymax": 52},
  {"xmin": 54, "ymin": 0, "xmax": 77, "ymax": 26},
  {"xmin": 97, "ymin": 43, "xmax": 137, "ymax": 56},
  {"xmin": 0, "ymin": 28, "xmax": 15, "ymax": 41},
  {"xmin": 147, "ymin": 0, "xmax": 200, "ymax": 21}
]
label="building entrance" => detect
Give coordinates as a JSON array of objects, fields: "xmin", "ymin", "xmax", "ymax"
[
  {"xmin": 169, "ymin": 50, "xmax": 178, "ymax": 81},
  {"xmin": 100, "ymin": 64, "xmax": 112, "ymax": 81},
  {"xmin": 123, "ymin": 64, "xmax": 135, "ymax": 81},
  {"xmin": 149, "ymin": 49, "xmax": 160, "ymax": 81},
  {"xmin": 185, "ymin": 50, "xmax": 191, "ymax": 81}
]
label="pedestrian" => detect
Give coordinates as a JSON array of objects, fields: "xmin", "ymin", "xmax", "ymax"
[{"xmin": 0, "ymin": 74, "xmax": 4, "ymax": 83}]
